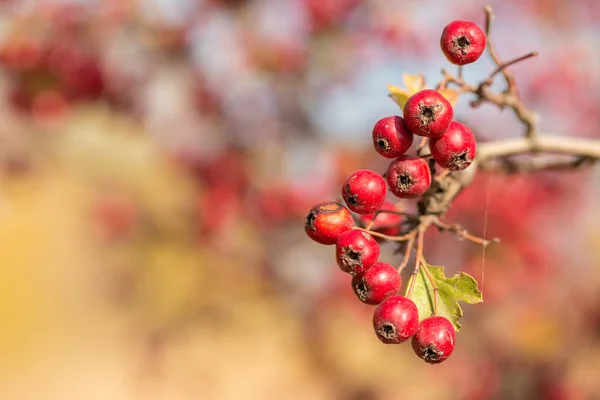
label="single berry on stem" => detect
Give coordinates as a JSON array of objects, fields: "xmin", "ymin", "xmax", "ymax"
[
  {"xmin": 335, "ymin": 229, "xmax": 380, "ymax": 275},
  {"xmin": 304, "ymin": 201, "xmax": 354, "ymax": 245},
  {"xmin": 372, "ymin": 116, "xmax": 414, "ymax": 158},
  {"xmin": 359, "ymin": 201, "xmax": 403, "ymax": 237},
  {"xmin": 429, "ymin": 120, "xmax": 477, "ymax": 171},
  {"xmin": 440, "ymin": 20, "xmax": 487, "ymax": 66},
  {"xmin": 372, "ymin": 295, "xmax": 419, "ymax": 344},
  {"xmin": 352, "ymin": 262, "xmax": 401, "ymax": 305},
  {"xmin": 412, "ymin": 315, "xmax": 456, "ymax": 364},
  {"xmin": 403, "ymin": 89, "xmax": 453, "ymax": 138},
  {"xmin": 342, "ymin": 169, "xmax": 387, "ymax": 214},
  {"xmin": 386, "ymin": 155, "xmax": 432, "ymax": 199}
]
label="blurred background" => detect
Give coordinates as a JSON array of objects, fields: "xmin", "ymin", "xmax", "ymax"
[{"xmin": 0, "ymin": 0, "xmax": 599, "ymax": 399}]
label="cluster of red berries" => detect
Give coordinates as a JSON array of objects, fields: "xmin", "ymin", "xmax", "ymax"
[
  {"xmin": 304, "ymin": 201, "xmax": 456, "ymax": 364},
  {"xmin": 304, "ymin": 20, "xmax": 486, "ymax": 364}
]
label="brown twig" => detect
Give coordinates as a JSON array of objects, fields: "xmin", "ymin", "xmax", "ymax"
[
  {"xmin": 433, "ymin": 218, "xmax": 500, "ymax": 247},
  {"xmin": 485, "ymin": 52, "xmax": 539, "ymax": 84},
  {"xmin": 484, "ymin": 5, "xmax": 518, "ymax": 94},
  {"xmin": 371, "ymin": 209, "xmax": 419, "ymax": 219},
  {"xmin": 479, "ymin": 154, "xmax": 597, "ymax": 174},
  {"xmin": 356, "ymin": 227, "xmax": 416, "ymax": 242}
]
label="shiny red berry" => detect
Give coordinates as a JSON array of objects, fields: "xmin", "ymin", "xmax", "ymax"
[
  {"xmin": 386, "ymin": 155, "xmax": 431, "ymax": 199},
  {"xmin": 304, "ymin": 201, "xmax": 354, "ymax": 245},
  {"xmin": 373, "ymin": 296, "xmax": 419, "ymax": 344},
  {"xmin": 429, "ymin": 121, "xmax": 477, "ymax": 171},
  {"xmin": 411, "ymin": 315, "xmax": 456, "ymax": 364},
  {"xmin": 335, "ymin": 229, "xmax": 380, "ymax": 275},
  {"xmin": 372, "ymin": 116, "xmax": 414, "ymax": 158},
  {"xmin": 352, "ymin": 262, "xmax": 401, "ymax": 305},
  {"xmin": 359, "ymin": 201, "xmax": 402, "ymax": 237},
  {"xmin": 403, "ymin": 89, "xmax": 453, "ymax": 138},
  {"xmin": 342, "ymin": 170, "xmax": 387, "ymax": 215},
  {"xmin": 440, "ymin": 20, "xmax": 486, "ymax": 66}
]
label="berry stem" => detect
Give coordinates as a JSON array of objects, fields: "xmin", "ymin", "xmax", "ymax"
[
  {"xmin": 355, "ymin": 227, "xmax": 416, "ymax": 242},
  {"xmin": 397, "ymin": 232, "xmax": 416, "ymax": 272},
  {"xmin": 436, "ymin": 170, "xmax": 450, "ymax": 180},
  {"xmin": 421, "ymin": 262, "xmax": 439, "ymax": 315},
  {"xmin": 363, "ymin": 210, "xmax": 380, "ymax": 232},
  {"xmin": 417, "ymin": 137, "xmax": 429, "ymax": 152}
]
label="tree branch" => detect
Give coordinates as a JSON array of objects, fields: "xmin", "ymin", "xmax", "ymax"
[{"xmin": 477, "ymin": 136, "xmax": 600, "ymax": 162}]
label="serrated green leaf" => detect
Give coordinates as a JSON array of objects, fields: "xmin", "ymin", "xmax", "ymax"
[{"xmin": 405, "ymin": 263, "xmax": 482, "ymax": 331}]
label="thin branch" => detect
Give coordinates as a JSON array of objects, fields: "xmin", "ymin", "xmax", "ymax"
[
  {"xmin": 372, "ymin": 210, "xmax": 419, "ymax": 219},
  {"xmin": 397, "ymin": 232, "xmax": 416, "ymax": 272},
  {"xmin": 479, "ymin": 155, "xmax": 597, "ymax": 173},
  {"xmin": 484, "ymin": 5, "xmax": 518, "ymax": 93},
  {"xmin": 356, "ymin": 227, "xmax": 416, "ymax": 242},
  {"xmin": 485, "ymin": 52, "xmax": 538, "ymax": 84},
  {"xmin": 433, "ymin": 219, "xmax": 500, "ymax": 247},
  {"xmin": 477, "ymin": 136, "xmax": 600, "ymax": 162},
  {"xmin": 441, "ymin": 68, "xmax": 539, "ymax": 138}
]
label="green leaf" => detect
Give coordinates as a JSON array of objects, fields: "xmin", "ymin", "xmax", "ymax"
[{"xmin": 405, "ymin": 262, "xmax": 482, "ymax": 331}]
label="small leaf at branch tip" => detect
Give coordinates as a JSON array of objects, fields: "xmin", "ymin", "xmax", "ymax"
[
  {"xmin": 438, "ymin": 88, "xmax": 460, "ymax": 106},
  {"xmin": 387, "ymin": 84, "xmax": 411, "ymax": 109},
  {"xmin": 403, "ymin": 73, "xmax": 425, "ymax": 94},
  {"xmin": 388, "ymin": 74, "xmax": 427, "ymax": 109}
]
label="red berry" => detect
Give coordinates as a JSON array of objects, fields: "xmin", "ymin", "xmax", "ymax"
[
  {"xmin": 440, "ymin": 20, "xmax": 486, "ymax": 66},
  {"xmin": 335, "ymin": 229, "xmax": 380, "ymax": 275},
  {"xmin": 386, "ymin": 155, "xmax": 431, "ymax": 199},
  {"xmin": 359, "ymin": 201, "xmax": 402, "ymax": 237},
  {"xmin": 429, "ymin": 121, "xmax": 477, "ymax": 171},
  {"xmin": 411, "ymin": 315, "xmax": 456, "ymax": 364},
  {"xmin": 342, "ymin": 169, "xmax": 387, "ymax": 214},
  {"xmin": 403, "ymin": 89, "xmax": 453, "ymax": 138},
  {"xmin": 372, "ymin": 296, "xmax": 419, "ymax": 344},
  {"xmin": 352, "ymin": 262, "xmax": 401, "ymax": 304},
  {"xmin": 305, "ymin": 201, "xmax": 354, "ymax": 245},
  {"xmin": 372, "ymin": 116, "xmax": 414, "ymax": 158}
]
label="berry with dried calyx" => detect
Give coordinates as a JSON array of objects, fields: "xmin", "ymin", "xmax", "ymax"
[
  {"xmin": 304, "ymin": 201, "xmax": 354, "ymax": 245},
  {"xmin": 403, "ymin": 89, "xmax": 453, "ymax": 138},
  {"xmin": 342, "ymin": 169, "xmax": 387, "ymax": 215},
  {"xmin": 373, "ymin": 295, "xmax": 419, "ymax": 344},
  {"xmin": 336, "ymin": 229, "xmax": 380, "ymax": 275},
  {"xmin": 352, "ymin": 262, "xmax": 401, "ymax": 305},
  {"xmin": 412, "ymin": 315, "xmax": 456, "ymax": 364},
  {"xmin": 372, "ymin": 116, "xmax": 414, "ymax": 158},
  {"xmin": 429, "ymin": 120, "xmax": 477, "ymax": 171},
  {"xmin": 386, "ymin": 155, "xmax": 432, "ymax": 199},
  {"xmin": 440, "ymin": 20, "xmax": 486, "ymax": 66}
]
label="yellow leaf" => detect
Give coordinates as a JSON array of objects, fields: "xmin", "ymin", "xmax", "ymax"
[
  {"xmin": 388, "ymin": 73, "xmax": 425, "ymax": 109},
  {"xmin": 438, "ymin": 88, "xmax": 460, "ymax": 106},
  {"xmin": 403, "ymin": 73, "xmax": 425, "ymax": 94},
  {"xmin": 387, "ymin": 84, "xmax": 411, "ymax": 109},
  {"xmin": 389, "ymin": 73, "xmax": 461, "ymax": 109}
]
